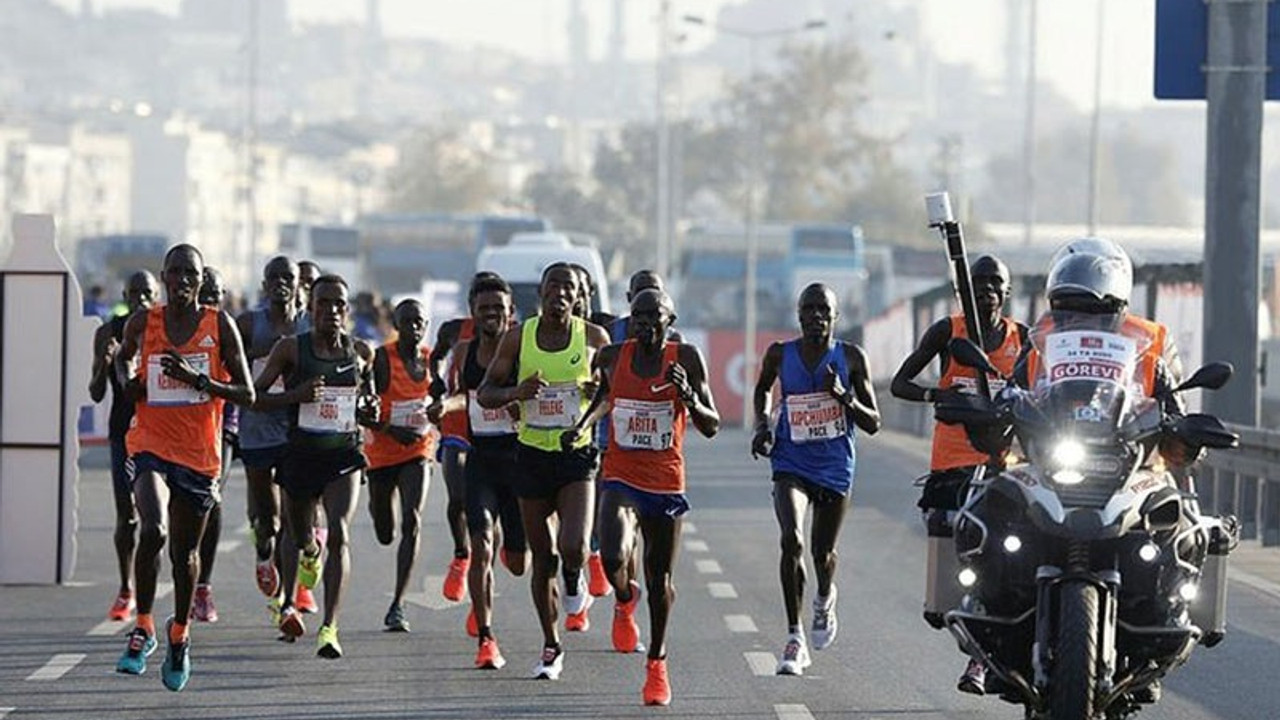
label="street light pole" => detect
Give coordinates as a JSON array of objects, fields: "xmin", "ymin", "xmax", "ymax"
[{"xmin": 656, "ymin": 0, "xmax": 671, "ymax": 278}]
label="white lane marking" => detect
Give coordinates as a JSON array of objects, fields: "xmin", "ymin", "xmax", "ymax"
[
  {"xmin": 684, "ymin": 539, "xmax": 710, "ymax": 553},
  {"xmin": 724, "ymin": 614, "xmax": 758, "ymax": 633},
  {"xmin": 26, "ymin": 654, "xmax": 85, "ymax": 681},
  {"xmin": 400, "ymin": 580, "xmax": 458, "ymax": 611},
  {"xmin": 695, "ymin": 559, "xmax": 723, "ymax": 574},
  {"xmin": 1231, "ymin": 568, "xmax": 1280, "ymax": 600},
  {"xmin": 0, "ymin": 707, "xmax": 15, "ymax": 719},
  {"xmin": 775, "ymin": 704, "xmax": 816, "ymax": 720},
  {"xmin": 86, "ymin": 582, "xmax": 174, "ymax": 637},
  {"xmin": 744, "ymin": 651, "xmax": 776, "ymax": 676},
  {"xmin": 217, "ymin": 539, "xmax": 242, "ymax": 553},
  {"xmin": 683, "ymin": 521, "xmax": 698, "ymax": 534},
  {"xmin": 707, "ymin": 582, "xmax": 738, "ymax": 599}
]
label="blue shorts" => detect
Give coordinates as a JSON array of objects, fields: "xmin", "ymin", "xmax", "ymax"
[
  {"xmin": 240, "ymin": 443, "xmax": 289, "ymax": 471},
  {"xmin": 129, "ymin": 451, "xmax": 220, "ymax": 514},
  {"xmin": 601, "ymin": 480, "xmax": 690, "ymax": 519}
]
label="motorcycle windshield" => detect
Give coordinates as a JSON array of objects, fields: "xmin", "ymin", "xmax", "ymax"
[{"xmin": 1025, "ymin": 310, "xmax": 1155, "ymax": 439}]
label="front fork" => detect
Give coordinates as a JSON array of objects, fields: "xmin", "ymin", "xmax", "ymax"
[{"xmin": 1032, "ymin": 553, "xmax": 1121, "ymax": 698}]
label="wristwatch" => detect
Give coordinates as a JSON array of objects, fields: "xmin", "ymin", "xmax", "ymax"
[
  {"xmin": 924, "ymin": 388, "xmax": 936, "ymax": 403},
  {"xmin": 194, "ymin": 374, "xmax": 211, "ymax": 392}
]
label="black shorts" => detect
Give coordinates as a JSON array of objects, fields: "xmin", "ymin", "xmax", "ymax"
[
  {"xmin": 772, "ymin": 471, "xmax": 847, "ymax": 507},
  {"xmin": 367, "ymin": 457, "xmax": 428, "ymax": 486},
  {"xmin": 512, "ymin": 444, "xmax": 598, "ymax": 501},
  {"xmin": 277, "ymin": 443, "xmax": 367, "ymax": 500},
  {"xmin": 465, "ymin": 437, "xmax": 526, "ymax": 551},
  {"xmin": 240, "ymin": 443, "xmax": 289, "ymax": 471},
  {"xmin": 130, "ymin": 451, "xmax": 220, "ymax": 514}
]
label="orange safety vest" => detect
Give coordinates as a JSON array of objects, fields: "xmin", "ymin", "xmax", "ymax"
[
  {"xmin": 930, "ymin": 315, "xmax": 1023, "ymax": 471},
  {"xmin": 126, "ymin": 306, "xmax": 228, "ymax": 477},
  {"xmin": 1023, "ymin": 313, "xmax": 1162, "ymax": 397},
  {"xmin": 365, "ymin": 342, "xmax": 437, "ymax": 469}
]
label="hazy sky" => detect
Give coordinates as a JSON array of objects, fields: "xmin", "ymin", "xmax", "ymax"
[{"xmin": 60, "ymin": 0, "xmax": 1159, "ymax": 110}]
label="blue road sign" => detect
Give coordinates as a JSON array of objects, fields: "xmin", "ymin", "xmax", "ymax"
[{"xmin": 1154, "ymin": 0, "xmax": 1280, "ymax": 100}]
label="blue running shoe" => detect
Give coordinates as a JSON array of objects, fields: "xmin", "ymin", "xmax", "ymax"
[
  {"xmin": 161, "ymin": 621, "xmax": 192, "ymax": 692},
  {"xmin": 116, "ymin": 627, "xmax": 157, "ymax": 675}
]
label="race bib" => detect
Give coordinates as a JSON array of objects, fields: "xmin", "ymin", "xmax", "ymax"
[
  {"xmin": 298, "ymin": 386, "xmax": 358, "ymax": 433},
  {"xmin": 252, "ymin": 357, "xmax": 285, "ymax": 394},
  {"xmin": 146, "ymin": 352, "xmax": 211, "ymax": 406},
  {"xmin": 611, "ymin": 398, "xmax": 675, "ymax": 451},
  {"xmin": 784, "ymin": 391, "xmax": 846, "ymax": 443},
  {"xmin": 1043, "ymin": 331, "xmax": 1136, "ymax": 387},
  {"xmin": 389, "ymin": 398, "xmax": 430, "ymax": 434},
  {"xmin": 947, "ymin": 376, "xmax": 1008, "ymax": 395},
  {"xmin": 468, "ymin": 390, "xmax": 518, "ymax": 436},
  {"xmin": 523, "ymin": 382, "xmax": 582, "ymax": 429}
]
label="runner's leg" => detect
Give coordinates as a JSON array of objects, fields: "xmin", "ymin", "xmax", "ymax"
[
  {"xmin": 110, "ymin": 438, "xmax": 137, "ymax": 596},
  {"xmin": 393, "ymin": 462, "xmax": 426, "ymax": 606},
  {"xmin": 773, "ymin": 478, "xmax": 810, "ymax": 630},
  {"xmin": 598, "ymin": 488, "xmax": 638, "ymax": 596},
  {"xmin": 810, "ymin": 493, "xmax": 850, "ymax": 598},
  {"xmin": 520, "ymin": 497, "xmax": 560, "ymax": 648},
  {"xmin": 320, "ymin": 472, "xmax": 361, "ymax": 628},
  {"xmin": 639, "ymin": 513, "xmax": 681, "ymax": 660},
  {"xmin": 133, "ymin": 470, "xmax": 170, "ymax": 620}
]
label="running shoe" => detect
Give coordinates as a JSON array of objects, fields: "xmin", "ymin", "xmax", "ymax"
[
  {"xmin": 810, "ymin": 585, "xmax": 837, "ymax": 650},
  {"xmin": 587, "ymin": 552, "xmax": 611, "ymax": 597},
  {"xmin": 295, "ymin": 585, "xmax": 318, "ymax": 614},
  {"xmin": 775, "ymin": 635, "xmax": 812, "ymax": 676},
  {"xmin": 107, "ymin": 590, "xmax": 135, "ymax": 622},
  {"xmin": 267, "ymin": 596, "xmax": 283, "ymax": 626},
  {"xmin": 612, "ymin": 580, "xmax": 641, "ymax": 653},
  {"xmin": 115, "ymin": 627, "xmax": 157, "ymax": 675},
  {"xmin": 192, "ymin": 584, "xmax": 218, "ymax": 623},
  {"xmin": 564, "ymin": 572, "xmax": 592, "ymax": 632},
  {"xmin": 279, "ymin": 605, "xmax": 306, "ymax": 639},
  {"xmin": 465, "ymin": 606, "xmax": 479, "ymax": 638},
  {"xmin": 160, "ymin": 619, "xmax": 191, "ymax": 692},
  {"xmin": 316, "ymin": 624, "xmax": 342, "ymax": 659},
  {"xmin": 255, "ymin": 559, "xmax": 279, "ymax": 598},
  {"xmin": 442, "ymin": 556, "xmax": 470, "ymax": 602},
  {"xmin": 642, "ymin": 657, "xmax": 672, "ymax": 706},
  {"xmin": 475, "ymin": 636, "xmax": 506, "ymax": 669},
  {"xmin": 532, "ymin": 645, "xmax": 563, "ymax": 680},
  {"xmin": 957, "ymin": 658, "xmax": 986, "ymax": 695},
  {"xmin": 297, "ymin": 547, "xmax": 322, "ymax": 590},
  {"xmin": 384, "ymin": 602, "xmax": 409, "ymax": 633}
]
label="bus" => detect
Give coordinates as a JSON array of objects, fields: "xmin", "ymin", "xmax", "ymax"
[{"xmin": 674, "ymin": 223, "xmax": 866, "ymax": 331}]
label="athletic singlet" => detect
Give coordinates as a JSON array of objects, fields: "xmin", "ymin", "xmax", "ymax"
[
  {"xmin": 126, "ymin": 305, "xmax": 228, "ymax": 477},
  {"xmin": 365, "ymin": 342, "xmax": 436, "ymax": 469},
  {"xmin": 930, "ymin": 315, "xmax": 1022, "ymax": 471},
  {"xmin": 516, "ymin": 316, "xmax": 591, "ymax": 452},
  {"xmin": 602, "ymin": 340, "xmax": 687, "ymax": 494},
  {"xmin": 439, "ymin": 318, "xmax": 475, "ymax": 442},
  {"xmin": 287, "ymin": 331, "xmax": 362, "ymax": 451},
  {"xmin": 240, "ymin": 307, "xmax": 310, "ymax": 451},
  {"xmin": 769, "ymin": 339, "xmax": 857, "ymax": 496},
  {"xmin": 462, "ymin": 337, "xmax": 518, "ymax": 444}
]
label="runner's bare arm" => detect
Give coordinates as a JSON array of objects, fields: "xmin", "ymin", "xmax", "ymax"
[
  {"xmin": 428, "ymin": 318, "xmax": 464, "ymax": 396},
  {"xmin": 428, "ymin": 339, "xmax": 469, "ymax": 421},
  {"xmin": 842, "ymin": 343, "xmax": 881, "ymax": 435},
  {"xmin": 359, "ymin": 346, "xmax": 391, "ymax": 430},
  {"xmin": 113, "ymin": 310, "xmax": 147, "ymax": 402},
  {"xmin": 89, "ymin": 322, "xmax": 116, "ymax": 403},
  {"xmin": 751, "ymin": 342, "xmax": 784, "ymax": 458},
  {"xmin": 674, "ymin": 343, "xmax": 719, "ymax": 438},
  {"xmin": 207, "ymin": 310, "xmax": 256, "ymax": 406},
  {"xmin": 572, "ymin": 343, "xmax": 619, "ymax": 433},
  {"xmin": 890, "ymin": 317, "xmax": 951, "ymax": 403},
  {"xmin": 478, "ymin": 328, "xmax": 535, "ymax": 408},
  {"xmin": 235, "ymin": 310, "xmax": 262, "ymax": 361},
  {"xmin": 252, "ymin": 337, "xmax": 314, "ymax": 411}
]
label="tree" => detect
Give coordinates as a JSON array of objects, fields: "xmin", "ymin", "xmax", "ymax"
[{"xmin": 384, "ymin": 124, "xmax": 498, "ymax": 213}]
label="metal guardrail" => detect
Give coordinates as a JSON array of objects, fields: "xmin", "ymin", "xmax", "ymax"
[{"xmin": 1200, "ymin": 424, "xmax": 1280, "ymax": 547}]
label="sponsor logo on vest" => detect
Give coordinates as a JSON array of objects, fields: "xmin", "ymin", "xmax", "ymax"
[{"xmin": 199, "ymin": 335, "xmax": 216, "ymax": 347}]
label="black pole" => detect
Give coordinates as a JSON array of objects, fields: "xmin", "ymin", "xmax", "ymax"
[{"xmin": 926, "ymin": 192, "xmax": 991, "ymax": 400}]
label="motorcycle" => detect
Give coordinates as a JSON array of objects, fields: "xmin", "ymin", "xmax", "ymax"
[{"xmin": 931, "ymin": 310, "xmax": 1239, "ymax": 719}]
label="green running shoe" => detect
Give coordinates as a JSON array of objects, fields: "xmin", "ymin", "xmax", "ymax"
[
  {"xmin": 297, "ymin": 547, "xmax": 322, "ymax": 590},
  {"xmin": 317, "ymin": 624, "xmax": 342, "ymax": 659}
]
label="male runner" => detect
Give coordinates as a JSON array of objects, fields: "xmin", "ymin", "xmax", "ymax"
[
  {"xmin": 750, "ymin": 283, "xmax": 881, "ymax": 676},
  {"xmin": 296, "ymin": 260, "xmax": 321, "ymax": 313},
  {"xmin": 254, "ymin": 274, "xmax": 376, "ymax": 659},
  {"xmin": 565, "ymin": 288, "xmax": 719, "ymax": 705},
  {"xmin": 113, "ymin": 244, "xmax": 254, "ymax": 691},
  {"xmin": 191, "ymin": 266, "xmax": 232, "ymax": 622},
  {"xmin": 477, "ymin": 262, "xmax": 610, "ymax": 680},
  {"xmin": 236, "ymin": 256, "xmax": 317, "ymax": 619},
  {"xmin": 431, "ymin": 275, "xmax": 529, "ymax": 669},
  {"xmin": 89, "ymin": 270, "xmax": 158, "ymax": 621},
  {"xmin": 363, "ymin": 299, "xmax": 435, "ymax": 633}
]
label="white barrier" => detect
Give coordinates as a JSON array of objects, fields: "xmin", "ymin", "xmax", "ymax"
[{"xmin": 0, "ymin": 214, "xmax": 95, "ymax": 583}]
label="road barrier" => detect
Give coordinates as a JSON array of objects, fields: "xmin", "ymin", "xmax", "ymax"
[{"xmin": 1200, "ymin": 424, "xmax": 1280, "ymax": 547}]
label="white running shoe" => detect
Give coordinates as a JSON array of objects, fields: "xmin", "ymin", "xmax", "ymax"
[
  {"xmin": 532, "ymin": 645, "xmax": 564, "ymax": 680},
  {"xmin": 776, "ymin": 634, "xmax": 812, "ymax": 676},
  {"xmin": 562, "ymin": 572, "xmax": 590, "ymax": 616},
  {"xmin": 811, "ymin": 585, "xmax": 839, "ymax": 650}
]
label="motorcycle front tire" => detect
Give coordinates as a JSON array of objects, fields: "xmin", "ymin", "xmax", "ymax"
[{"xmin": 1050, "ymin": 581, "xmax": 1099, "ymax": 719}]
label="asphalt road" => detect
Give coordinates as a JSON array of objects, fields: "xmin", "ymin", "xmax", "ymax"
[{"xmin": 1, "ymin": 428, "xmax": 1278, "ymax": 719}]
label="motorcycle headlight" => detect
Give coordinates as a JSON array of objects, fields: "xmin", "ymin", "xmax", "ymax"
[
  {"xmin": 1052, "ymin": 439, "xmax": 1087, "ymax": 468},
  {"xmin": 1053, "ymin": 469, "xmax": 1085, "ymax": 485},
  {"xmin": 958, "ymin": 567, "xmax": 978, "ymax": 588},
  {"xmin": 1002, "ymin": 535, "xmax": 1023, "ymax": 554},
  {"xmin": 1178, "ymin": 581, "xmax": 1199, "ymax": 602},
  {"xmin": 1138, "ymin": 542, "xmax": 1161, "ymax": 563}
]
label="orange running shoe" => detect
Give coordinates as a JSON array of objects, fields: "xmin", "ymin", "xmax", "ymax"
[
  {"xmin": 643, "ymin": 657, "xmax": 672, "ymax": 706},
  {"xmin": 296, "ymin": 585, "xmax": 319, "ymax": 614},
  {"xmin": 612, "ymin": 580, "xmax": 641, "ymax": 653},
  {"xmin": 108, "ymin": 590, "xmax": 135, "ymax": 621},
  {"xmin": 465, "ymin": 606, "xmax": 479, "ymax": 638},
  {"xmin": 475, "ymin": 636, "xmax": 506, "ymax": 669},
  {"xmin": 443, "ymin": 556, "xmax": 470, "ymax": 602},
  {"xmin": 191, "ymin": 584, "xmax": 218, "ymax": 623},
  {"xmin": 278, "ymin": 606, "xmax": 306, "ymax": 638},
  {"xmin": 587, "ymin": 552, "xmax": 611, "ymax": 597},
  {"xmin": 255, "ymin": 559, "xmax": 279, "ymax": 598}
]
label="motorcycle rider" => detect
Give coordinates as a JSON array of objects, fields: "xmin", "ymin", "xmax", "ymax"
[{"xmin": 890, "ymin": 254, "xmax": 1028, "ymax": 695}]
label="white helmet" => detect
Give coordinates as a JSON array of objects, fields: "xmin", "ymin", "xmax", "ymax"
[
  {"xmin": 1046, "ymin": 240, "xmax": 1133, "ymax": 312},
  {"xmin": 1048, "ymin": 237, "xmax": 1129, "ymax": 273}
]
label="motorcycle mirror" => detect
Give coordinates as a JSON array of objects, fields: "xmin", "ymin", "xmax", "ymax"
[
  {"xmin": 1172, "ymin": 413, "xmax": 1239, "ymax": 449},
  {"xmin": 1175, "ymin": 362, "xmax": 1234, "ymax": 393},
  {"xmin": 947, "ymin": 337, "xmax": 999, "ymax": 376}
]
